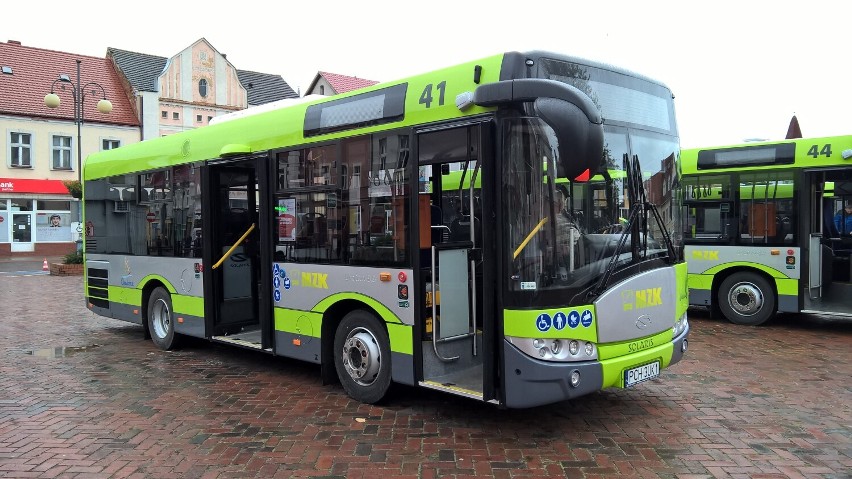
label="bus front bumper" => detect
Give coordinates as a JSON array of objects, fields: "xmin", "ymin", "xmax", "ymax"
[{"xmin": 502, "ymin": 325, "xmax": 689, "ymax": 408}]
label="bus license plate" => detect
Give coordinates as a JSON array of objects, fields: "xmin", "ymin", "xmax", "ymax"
[{"xmin": 624, "ymin": 361, "xmax": 660, "ymax": 387}]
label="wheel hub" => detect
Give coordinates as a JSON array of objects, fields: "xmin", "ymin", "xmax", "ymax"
[
  {"xmin": 728, "ymin": 282, "xmax": 763, "ymax": 315},
  {"xmin": 342, "ymin": 329, "xmax": 381, "ymax": 386},
  {"xmin": 151, "ymin": 298, "xmax": 171, "ymax": 338}
]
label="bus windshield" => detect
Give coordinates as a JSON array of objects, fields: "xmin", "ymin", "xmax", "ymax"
[{"xmin": 504, "ymin": 59, "xmax": 681, "ymax": 306}]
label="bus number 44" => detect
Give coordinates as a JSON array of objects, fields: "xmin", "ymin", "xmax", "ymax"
[{"xmin": 807, "ymin": 144, "xmax": 832, "ymax": 158}]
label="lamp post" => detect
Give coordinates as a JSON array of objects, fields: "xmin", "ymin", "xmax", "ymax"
[
  {"xmin": 44, "ymin": 59, "xmax": 112, "ymax": 252},
  {"xmin": 44, "ymin": 59, "xmax": 113, "ymax": 183}
]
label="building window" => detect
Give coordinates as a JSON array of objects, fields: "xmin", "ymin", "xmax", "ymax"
[
  {"xmin": 173, "ymin": 112, "xmax": 180, "ymax": 120},
  {"xmin": 196, "ymin": 115, "xmax": 202, "ymax": 122},
  {"xmin": 199, "ymin": 79, "xmax": 208, "ymax": 98},
  {"xmin": 102, "ymin": 139, "xmax": 121, "ymax": 150},
  {"xmin": 51, "ymin": 135, "xmax": 73, "ymax": 170},
  {"xmin": 161, "ymin": 111, "xmax": 168, "ymax": 119},
  {"xmin": 319, "ymin": 85, "xmax": 325, "ymax": 95},
  {"xmin": 207, "ymin": 116, "xmax": 213, "ymax": 122},
  {"xmin": 9, "ymin": 132, "xmax": 32, "ymax": 168}
]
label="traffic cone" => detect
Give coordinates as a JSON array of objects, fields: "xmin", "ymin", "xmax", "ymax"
[{"xmin": 42, "ymin": 258, "xmax": 49, "ymax": 271}]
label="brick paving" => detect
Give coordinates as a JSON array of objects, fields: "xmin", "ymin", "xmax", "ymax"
[{"xmin": 0, "ymin": 273, "xmax": 850, "ymax": 478}]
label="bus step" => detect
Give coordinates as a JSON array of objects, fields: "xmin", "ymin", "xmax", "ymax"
[{"xmin": 419, "ymin": 380, "xmax": 483, "ymax": 401}]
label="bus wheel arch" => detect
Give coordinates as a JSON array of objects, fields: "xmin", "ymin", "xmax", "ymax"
[
  {"xmin": 144, "ymin": 283, "xmax": 182, "ymax": 350},
  {"xmin": 715, "ymin": 269, "xmax": 776, "ymax": 326},
  {"xmin": 330, "ymin": 307, "xmax": 392, "ymax": 404}
]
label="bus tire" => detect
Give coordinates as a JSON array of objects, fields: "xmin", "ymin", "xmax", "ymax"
[
  {"xmin": 717, "ymin": 272, "xmax": 775, "ymax": 326},
  {"xmin": 333, "ymin": 310, "xmax": 391, "ymax": 404},
  {"xmin": 148, "ymin": 287, "xmax": 181, "ymax": 350}
]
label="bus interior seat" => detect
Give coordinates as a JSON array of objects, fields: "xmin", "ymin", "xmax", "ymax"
[{"xmin": 449, "ymin": 215, "xmax": 481, "ymax": 243}]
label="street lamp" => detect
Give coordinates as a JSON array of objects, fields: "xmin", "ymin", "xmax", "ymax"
[{"xmin": 44, "ymin": 59, "xmax": 113, "ymax": 182}]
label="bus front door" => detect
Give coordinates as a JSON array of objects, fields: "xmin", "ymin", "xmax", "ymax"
[
  {"xmin": 417, "ymin": 125, "xmax": 490, "ymax": 401},
  {"xmin": 206, "ymin": 161, "xmax": 263, "ymax": 346}
]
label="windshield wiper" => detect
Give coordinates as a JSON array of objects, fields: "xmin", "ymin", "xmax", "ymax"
[{"xmin": 588, "ymin": 154, "xmax": 677, "ymax": 298}]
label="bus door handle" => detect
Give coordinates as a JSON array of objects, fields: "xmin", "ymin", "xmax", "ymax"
[{"xmin": 212, "ymin": 223, "xmax": 256, "ymax": 270}]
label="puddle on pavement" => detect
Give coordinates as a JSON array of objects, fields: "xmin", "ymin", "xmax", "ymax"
[{"xmin": 26, "ymin": 345, "xmax": 100, "ymax": 358}]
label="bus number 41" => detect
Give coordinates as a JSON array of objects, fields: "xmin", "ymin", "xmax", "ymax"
[
  {"xmin": 807, "ymin": 144, "xmax": 832, "ymax": 158},
  {"xmin": 419, "ymin": 81, "xmax": 447, "ymax": 108}
]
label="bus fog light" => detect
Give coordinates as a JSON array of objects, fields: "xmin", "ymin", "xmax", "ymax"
[
  {"xmin": 539, "ymin": 347, "xmax": 547, "ymax": 357},
  {"xmin": 569, "ymin": 340, "xmax": 579, "ymax": 355},
  {"xmin": 682, "ymin": 339, "xmax": 688, "ymax": 352},
  {"xmin": 570, "ymin": 370, "xmax": 581, "ymax": 387},
  {"xmin": 550, "ymin": 340, "xmax": 562, "ymax": 355},
  {"xmin": 584, "ymin": 342, "xmax": 594, "ymax": 356}
]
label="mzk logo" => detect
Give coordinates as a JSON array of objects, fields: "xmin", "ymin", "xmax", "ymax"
[
  {"xmin": 622, "ymin": 288, "xmax": 663, "ymax": 311},
  {"xmin": 691, "ymin": 250, "xmax": 719, "ymax": 260},
  {"xmin": 293, "ymin": 271, "xmax": 328, "ymax": 289}
]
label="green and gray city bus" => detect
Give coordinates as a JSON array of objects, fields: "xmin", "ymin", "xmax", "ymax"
[
  {"xmin": 682, "ymin": 135, "xmax": 852, "ymax": 325},
  {"xmin": 82, "ymin": 50, "xmax": 688, "ymax": 408}
]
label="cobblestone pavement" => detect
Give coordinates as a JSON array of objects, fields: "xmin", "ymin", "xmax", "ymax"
[{"xmin": 0, "ymin": 274, "xmax": 850, "ymax": 478}]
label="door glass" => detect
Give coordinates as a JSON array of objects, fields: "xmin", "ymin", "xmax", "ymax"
[{"xmin": 12, "ymin": 214, "xmax": 32, "ymax": 242}]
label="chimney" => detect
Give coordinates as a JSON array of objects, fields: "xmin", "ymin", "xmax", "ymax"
[{"xmin": 7, "ymin": 40, "xmax": 21, "ymax": 45}]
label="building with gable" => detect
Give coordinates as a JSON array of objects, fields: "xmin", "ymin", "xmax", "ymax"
[
  {"xmin": 0, "ymin": 38, "xmax": 298, "ymax": 257},
  {"xmin": 108, "ymin": 38, "xmax": 298, "ymax": 140},
  {"xmin": 0, "ymin": 40, "xmax": 139, "ymax": 256},
  {"xmin": 306, "ymin": 71, "xmax": 379, "ymax": 96}
]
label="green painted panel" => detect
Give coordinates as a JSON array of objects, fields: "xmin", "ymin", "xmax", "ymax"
[
  {"xmin": 688, "ymin": 273, "xmax": 713, "ymax": 291},
  {"xmin": 597, "ymin": 329, "xmax": 673, "ymax": 360},
  {"xmin": 274, "ymin": 308, "xmax": 322, "ymax": 338},
  {"xmin": 313, "ymin": 293, "xmax": 403, "ymax": 324},
  {"xmin": 387, "ymin": 323, "xmax": 413, "ymax": 355},
  {"xmin": 503, "ymin": 308, "xmax": 598, "ymax": 342},
  {"xmin": 106, "ymin": 285, "xmax": 141, "ymax": 306},
  {"xmin": 172, "ymin": 295, "xmax": 204, "ymax": 316},
  {"xmin": 702, "ymin": 261, "xmax": 790, "ymax": 279},
  {"xmin": 600, "ymin": 343, "xmax": 673, "ymax": 389}
]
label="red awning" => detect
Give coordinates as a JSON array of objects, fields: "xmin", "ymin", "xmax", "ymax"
[{"xmin": 0, "ymin": 178, "xmax": 70, "ymax": 194}]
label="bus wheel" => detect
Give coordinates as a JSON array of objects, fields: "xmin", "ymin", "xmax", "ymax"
[
  {"xmin": 718, "ymin": 272, "xmax": 775, "ymax": 326},
  {"xmin": 333, "ymin": 310, "xmax": 391, "ymax": 404},
  {"xmin": 148, "ymin": 287, "xmax": 181, "ymax": 350}
]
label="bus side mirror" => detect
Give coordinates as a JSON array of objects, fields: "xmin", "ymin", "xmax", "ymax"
[{"xmin": 534, "ymin": 97, "xmax": 604, "ymax": 180}]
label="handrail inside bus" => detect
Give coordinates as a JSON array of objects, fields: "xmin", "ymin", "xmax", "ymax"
[
  {"xmin": 212, "ymin": 223, "xmax": 256, "ymax": 270},
  {"xmin": 513, "ymin": 218, "xmax": 549, "ymax": 260}
]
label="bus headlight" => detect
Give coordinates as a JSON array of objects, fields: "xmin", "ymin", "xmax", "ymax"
[
  {"xmin": 507, "ymin": 336, "xmax": 598, "ymax": 362},
  {"xmin": 673, "ymin": 312, "xmax": 688, "ymax": 338}
]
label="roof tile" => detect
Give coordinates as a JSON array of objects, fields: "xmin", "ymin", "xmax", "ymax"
[{"xmin": 0, "ymin": 41, "xmax": 139, "ymax": 126}]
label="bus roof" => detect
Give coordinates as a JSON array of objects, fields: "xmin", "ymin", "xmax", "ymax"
[
  {"xmin": 85, "ymin": 50, "xmax": 676, "ymax": 181},
  {"xmin": 681, "ymin": 134, "xmax": 852, "ymax": 175}
]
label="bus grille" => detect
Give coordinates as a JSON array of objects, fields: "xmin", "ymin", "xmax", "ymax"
[{"xmin": 87, "ymin": 267, "xmax": 109, "ymax": 309}]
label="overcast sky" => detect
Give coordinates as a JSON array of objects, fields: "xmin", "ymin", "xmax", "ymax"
[{"xmin": 6, "ymin": 0, "xmax": 848, "ymax": 148}]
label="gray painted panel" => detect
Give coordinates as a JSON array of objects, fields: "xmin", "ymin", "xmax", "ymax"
[
  {"xmin": 272, "ymin": 263, "xmax": 415, "ymax": 324},
  {"xmin": 274, "ymin": 331, "xmax": 321, "ymax": 364},
  {"xmin": 777, "ymin": 294, "xmax": 799, "ymax": 313},
  {"xmin": 87, "ymin": 254, "xmax": 205, "ymax": 298},
  {"xmin": 109, "ymin": 302, "xmax": 143, "ymax": 325},
  {"xmin": 437, "ymin": 249, "xmax": 470, "ymax": 338},
  {"xmin": 689, "ymin": 288, "xmax": 712, "ymax": 306},
  {"xmin": 502, "ymin": 340, "xmax": 602, "ymax": 408},
  {"xmin": 685, "ymin": 245, "xmax": 801, "ymax": 280},
  {"xmin": 174, "ymin": 314, "xmax": 206, "ymax": 338},
  {"xmin": 391, "ymin": 351, "xmax": 416, "ymax": 386},
  {"xmin": 594, "ymin": 267, "xmax": 677, "ymax": 343}
]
